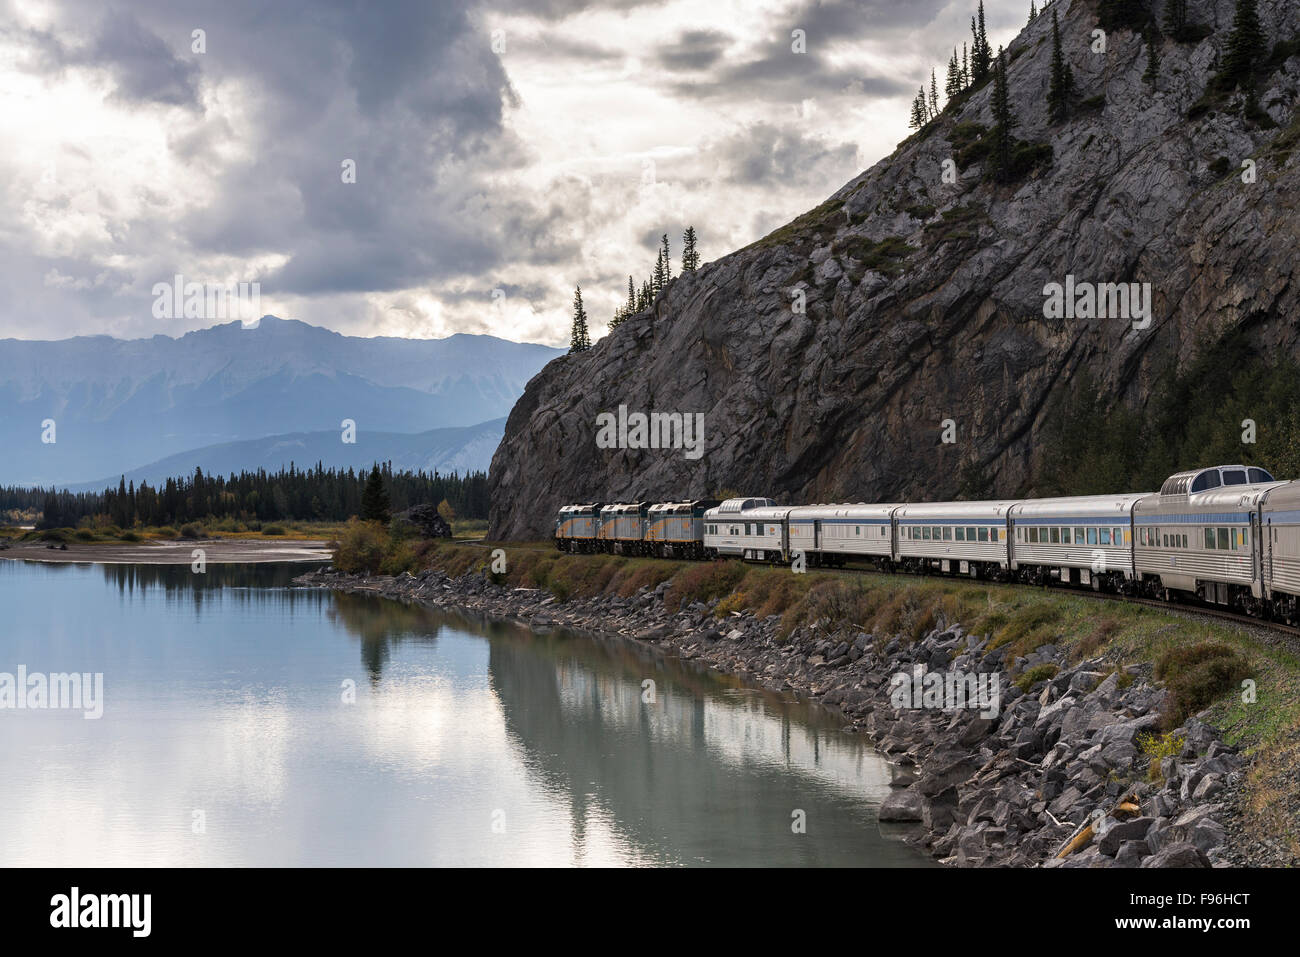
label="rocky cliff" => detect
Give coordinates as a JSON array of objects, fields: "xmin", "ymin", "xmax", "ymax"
[{"xmin": 490, "ymin": 0, "xmax": 1300, "ymax": 540}]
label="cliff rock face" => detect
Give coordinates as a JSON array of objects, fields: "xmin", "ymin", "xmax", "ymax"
[{"xmin": 491, "ymin": 0, "xmax": 1300, "ymax": 540}]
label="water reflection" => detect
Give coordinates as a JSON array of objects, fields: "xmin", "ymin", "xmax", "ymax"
[{"xmin": 0, "ymin": 560, "xmax": 931, "ymax": 867}]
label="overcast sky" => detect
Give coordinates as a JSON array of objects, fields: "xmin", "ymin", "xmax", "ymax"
[{"xmin": 0, "ymin": 0, "xmax": 1028, "ymax": 347}]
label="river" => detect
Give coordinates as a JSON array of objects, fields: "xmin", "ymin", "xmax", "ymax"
[{"xmin": 0, "ymin": 559, "xmax": 932, "ymax": 867}]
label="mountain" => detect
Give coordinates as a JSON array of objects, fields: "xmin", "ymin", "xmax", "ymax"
[
  {"xmin": 66, "ymin": 418, "xmax": 505, "ymax": 493},
  {"xmin": 489, "ymin": 0, "xmax": 1300, "ymax": 539},
  {"xmin": 0, "ymin": 317, "xmax": 561, "ymax": 485}
]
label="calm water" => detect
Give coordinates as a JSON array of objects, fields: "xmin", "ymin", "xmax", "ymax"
[{"xmin": 0, "ymin": 560, "xmax": 930, "ymax": 867}]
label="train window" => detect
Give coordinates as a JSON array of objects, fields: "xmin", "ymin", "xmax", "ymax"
[
  {"xmin": 1099, "ymin": 528, "xmax": 1111, "ymax": 545},
  {"xmin": 1204, "ymin": 528, "xmax": 1215, "ymax": 549},
  {"xmin": 1217, "ymin": 528, "xmax": 1230, "ymax": 550},
  {"xmin": 1242, "ymin": 528, "xmax": 1249, "ymax": 546},
  {"xmin": 1223, "ymin": 470, "xmax": 1247, "ymax": 486},
  {"xmin": 978, "ymin": 527, "xmax": 989, "ymax": 542},
  {"xmin": 1073, "ymin": 528, "xmax": 1084, "ymax": 544},
  {"xmin": 958, "ymin": 527, "xmax": 967, "ymax": 541},
  {"xmin": 1044, "ymin": 528, "xmax": 1055, "ymax": 544},
  {"xmin": 1029, "ymin": 528, "xmax": 1038, "ymax": 543},
  {"xmin": 1087, "ymin": 528, "xmax": 1097, "ymax": 545},
  {"xmin": 922, "ymin": 527, "xmax": 931, "ymax": 540},
  {"xmin": 1139, "ymin": 528, "xmax": 1147, "ymax": 546},
  {"xmin": 1249, "ymin": 468, "xmax": 1272, "ymax": 484},
  {"xmin": 1191, "ymin": 471, "xmax": 1222, "ymax": 493},
  {"xmin": 966, "ymin": 527, "xmax": 976, "ymax": 541},
  {"xmin": 942, "ymin": 527, "xmax": 952, "ymax": 540},
  {"xmin": 1182, "ymin": 534, "xmax": 1188, "ymax": 548}
]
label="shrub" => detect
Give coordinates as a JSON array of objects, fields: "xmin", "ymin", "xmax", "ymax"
[
  {"xmin": 75, "ymin": 529, "xmax": 97, "ymax": 542},
  {"xmin": 333, "ymin": 520, "xmax": 391, "ymax": 575},
  {"xmin": 1015, "ymin": 663, "xmax": 1059, "ymax": 694},
  {"xmin": 179, "ymin": 523, "xmax": 204, "ymax": 539},
  {"xmin": 154, "ymin": 526, "xmax": 179, "ymax": 539},
  {"xmin": 262, "ymin": 525, "xmax": 286, "ymax": 536},
  {"xmin": 1155, "ymin": 641, "xmax": 1251, "ymax": 728},
  {"xmin": 119, "ymin": 530, "xmax": 140, "ymax": 542},
  {"xmin": 1138, "ymin": 730, "xmax": 1185, "ymax": 781},
  {"xmin": 379, "ymin": 541, "xmax": 419, "ymax": 576},
  {"xmin": 665, "ymin": 560, "xmax": 747, "ymax": 611}
]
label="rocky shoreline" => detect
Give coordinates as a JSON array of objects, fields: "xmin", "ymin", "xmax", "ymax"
[{"xmin": 294, "ymin": 564, "xmax": 1294, "ymax": 868}]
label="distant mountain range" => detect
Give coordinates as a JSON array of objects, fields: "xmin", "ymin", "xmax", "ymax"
[
  {"xmin": 64, "ymin": 418, "xmax": 506, "ymax": 493},
  {"xmin": 0, "ymin": 317, "xmax": 561, "ymax": 486}
]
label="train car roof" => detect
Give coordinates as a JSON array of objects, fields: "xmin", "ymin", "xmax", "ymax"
[
  {"xmin": 705, "ymin": 504, "xmax": 791, "ymax": 521},
  {"xmin": 1010, "ymin": 494, "xmax": 1150, "ymax": 519},
  {"xmin": 1135, "ymin": 482, "xmax": 1289, "ymax": 513},
  {"xmin": 1259, "ymin": 480, "xmax": 1300, "ymax": 509},
  {"xmin": 712, "ymin": 497, "xmax": 776, "ymax": 513},
  {"xmin": 893, "ymin": 500, "xmax": 1020, "ymax": 519},
  {"xmin": 787, "ymin": 504, "xmax": 900, "ymax": 520}
]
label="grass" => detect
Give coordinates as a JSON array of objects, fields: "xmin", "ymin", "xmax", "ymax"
[{"xmin": 746, "ymin": 197, "xmax": 846, "ymax": 252}]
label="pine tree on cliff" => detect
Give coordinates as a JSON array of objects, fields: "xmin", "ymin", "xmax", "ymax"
[
  {"xmin": 681, "ymin": 226, "xmax": 700, "ymax": 272},
  {"xmin": 946, "ymin": 48, "xmax": 962, "ymax": 98},
  {"xmin": 626, "ymin": 275, "xmax": 636, "ymax": 313},
  {"xmin": 1028, "ymin": 2, "xmax": 1037, "ymax": 23},
  {"xmin": 1223, "ymin": 0, "xmax": 1267, "ymax": 88},
  {"xmin": 1047, "ymin": 8, "xmax": 1073, "ymax": 122},
  {"xmin": 971, "ymin": 3, "xmax": 992, "ymax": 83},
  {"xmin": 660, "ymin": 234, "xmax": 672, "ymax": 282},
  {"xmin": 652, "ymin": 249, "xmax": 665, "ymax": 293},
  {"xmin": 569, "ymin": 285, "xmax": 591, "ymax": 353},
  {"xmin": 961, "ymin": 42, "xmax": 969, "ymax": 88},
  {"xmin": 928, "ymin": 68, "xmax": 940, "ymax": 116},
  {"xmin": 990, "ymin": 47, "xmax": 1018, "ymax": 183},
  {"xmin": 360, "ymin": 464, "xmax": 390, "ymax": 524},
  {"xmin": 909, "ymin": 86, "xmax": 928, "ymax": 128},
  {"xmin": 1143, "ymin": 25, "xmax": 1161, "ymax": 89}
]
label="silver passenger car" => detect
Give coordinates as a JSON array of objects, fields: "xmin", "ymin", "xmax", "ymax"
[
  {"xmin": 703, "ymin": 498, "xmax": 789, "ymax": 561},
  {"xmin": 1009, "ymin": 493, "xmax": 1147, "ymax": 588},
  {"xmin": 1132, "ymin": 465, "xmax": 1279, "ymax": 606},
  {"xmin": 787, "ymin": 504, "xmax": 898, "ymax": 567},
  {"xmin": 893, "ymin": 499, "xmax": 1018, "ymax": 576},
  {"xmin": 1261, "ymin": 480, "xmax": 1300, "ymax": 617}
]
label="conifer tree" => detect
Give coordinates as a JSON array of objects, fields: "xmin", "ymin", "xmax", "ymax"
[
  {"xmin": 626, "ymin": 275, "xmax": 636, "ymax": 313},
  {"xmin": 681, "ymin": 226, "xmax": 700, "ymax": 272},
  {"xmin": 929, "ymin": 69, "xmax": 940, "ymax": 116},
  {"xmin": 360, "ymin": 464, "xmax": 390, "ymax": 524},
  {"xmin": 569, "ymin": 285, "xmax": 591, "ymax": 353},
  {"xmin": 652, "ymin": 249, "xmax": 665, "ymax": 293},
  {"xmin": 990, "ymin": 47, "xmax": 1017, "ymax": 183},
  {"xmin": 640, "ymin": 279, "xmax": 652, "ymax": 309},
  {"xmin": 946, "ymin": 48, "xmax": 961, "ymax": 98},
  {"xmin": 1029, "ymin": 2, "xmax": 1037, "ymax": 23},
  {"xmin": 660, "ymin": 233, "xmax": 672, "ymax": 282},
  {"xmin": 971, "ymin": 3, "xmax": 992, "ymax": 83},
  {"xmin": 962, "ymin": 42, "xmax": 969, "ymax": 88},
  {"xmin": 909, "ymin": 87, "xmax": 928, "ymax": 129},
  {"xmin": 1223, "ymin": 0, "xmax": 1266, "ymax": 88},
  {"xmin": 1047, "ymin": 8, "xmax": 1073, "ymax": 122},
  {"xmin": 1143, "ymin": 25, "xmax": 1161, "ymax": 89}
]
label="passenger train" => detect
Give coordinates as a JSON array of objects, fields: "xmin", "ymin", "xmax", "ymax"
[{"xmin": 554, "ymin": 464, "xmax": 1300, "ymax": 624}]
